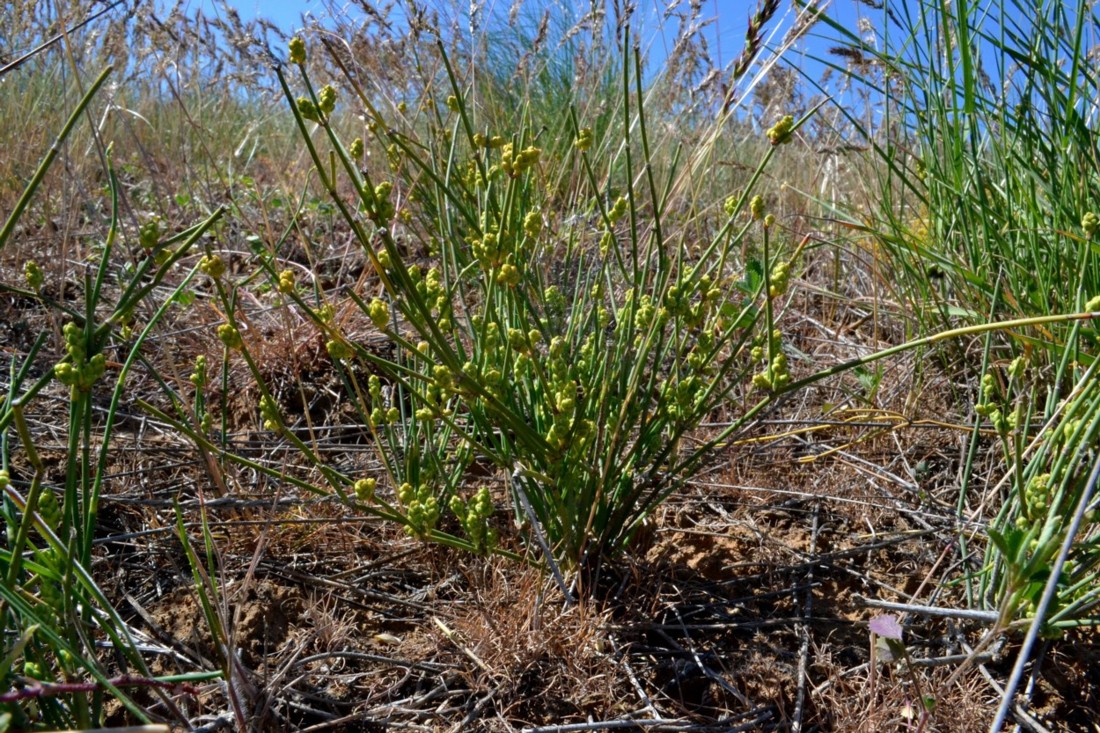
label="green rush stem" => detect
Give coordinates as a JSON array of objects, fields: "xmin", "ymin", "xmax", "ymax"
[
  {"xmin": 5, "ymin": 405, "xmax": 45, "ymax": 587},
  {"xmin": 783, "ymin": 311, "xmax": 1100, "ymax": 396},
  {"xmin": 763, "ymin": 224, "xmax": 775, "ymax": 368},
  {"xmin": 675, "ymin": 310, "xmax": 1100, "ymax": 481}
]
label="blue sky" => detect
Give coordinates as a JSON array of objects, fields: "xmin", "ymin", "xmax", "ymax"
[{"xmin": 195, "ymin": 0, "xmax": 874, "ymax": 76}]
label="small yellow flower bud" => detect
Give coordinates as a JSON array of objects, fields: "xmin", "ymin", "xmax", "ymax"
[
  {"xmin": 750, "ymin": 195, "xmax": 765, "ymax": 221},
  {"xmin": 277, "ymin": 269, "xmax": 295, "ymax": 294},
  {"xmin": 200, "ymin": 254, "xmax": 226, "ymax": 279},
  {"xmin": 317, "ymin": 85, "xmax": 337, "ymax": 115},
  {"xmin": 288, "ymin": 36, "xmax": 306, "ymax": 65},
  {"xmin": 368, "ymin": 298, "xmax": 390, "ymax": 329},
  {"xmin": 217, "ymin": 323, "xmax": 242, "ymax": 349},
  {"xmin": 24, "ymin": 260, "xmax": 44, "ymax": 290},
  {"xmin": 608, "ymin": 196, "xmax": 628, "ymax": 224},
  {"xmin": 766, "ymin": 114, "xmax": 795, "ymax": 145},
  {"xmin": 297, "ymin": 96, "xmax": 320, "ymax": 122},
  {"xmin": 354, "ymin": 478, "xmax": 377, "ymax": 502},
  {"xmin": 575, "ymin": 127, "xmax": 594, "ymax": 151},
  {"xmin": 523, "ymin": 211, "xmax": 543, "ymax": 239},
  {"xmin": 496, "ymin": 263, "xmax": 521, "ymax": 287},
  {"xmin": 140, "ymin": 218, "xmax": 161, "ymax": 250},
  {"xmin": 1082, "ymin": 212, "xmax": 1099, "ymax": 238},
  {"xmin": 326, "ymin": 339, "xmax": 353, "ymax": 360}
]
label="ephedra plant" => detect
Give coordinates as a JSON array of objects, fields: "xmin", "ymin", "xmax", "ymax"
[
  {"xmin": 167, "ymin": 32, "xmax": 813, "ymax": 581},
  {"xmin": 166, "ymin": 31, "xmax": 1100, "ymax": 590}
]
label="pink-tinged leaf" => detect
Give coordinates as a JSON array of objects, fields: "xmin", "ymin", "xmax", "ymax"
[{"xmin": 869, "ymin": 614, "xmax": 903, "ymax": 640}]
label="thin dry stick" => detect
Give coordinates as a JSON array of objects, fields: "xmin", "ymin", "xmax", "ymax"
[
  {"xmin": 791, "ymin": 502, "xmax": 819, "ymax": 732},
  {"xmin": 854, "ymin": 595, "xmax": 1000, "ymax": 624}
]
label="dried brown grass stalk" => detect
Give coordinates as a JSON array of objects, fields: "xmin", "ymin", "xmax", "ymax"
[
  {"xmin": 725, "ymin": 0, "xmax": 780, "ymax": 112},
  {"xmin": 732, "ymin": 0, "xmax": 780, "ymax": 82},
  {"xmin": 785, "ymin": 0, "xmax": 826, "ymax": 46}
]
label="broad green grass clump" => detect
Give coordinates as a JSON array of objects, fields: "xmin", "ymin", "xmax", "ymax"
[
  {"xmin": 819, "ymin": 0, "xmax": 1100, "ymax": 721},
  {"xmin": 0, "ymin": 69, "xmax": 227, "ymax": 729}
]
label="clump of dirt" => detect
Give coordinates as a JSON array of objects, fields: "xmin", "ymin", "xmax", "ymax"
[
  {"xmin": 150, "ymin": 580, "xmax": 302, "ymax": 668},
  {"xmin": 646, "ymin": 526, "xmax": 760, "ymax": 581}
]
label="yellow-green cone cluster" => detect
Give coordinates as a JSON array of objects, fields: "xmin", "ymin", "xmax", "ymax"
[
  {"xmin": 366, "ymin": 374, "xmax": 401, "ymax": 425},
  {"xmin": 354, "ymin": 477, "xmax": 377, "ymax": 502},
  {"xmin": 288, "ymin": 36, "xmax": 306, "ymax": 65},
  {"xmin": 399, "ymin": 482, "xmax": 440, "ymax": 538},
  {"xmin": 751, "ymin": 329, "xmax": 790, "ymax": 392},
  {"xmin": 349, "ymin": 137, "xmax": 364, "ymax": 160},
  {"xmin": 766, "ymin": 114, "xmax": 795, "ymax": 146},
  {"xmin": 750, "ymin": 194, "xmax": 765, "ymax": 221},
  {"xmin": 277, "ymin": 269, "xmax": 295, "ymax": 294},
  {"xmin": 1082, "ymin": 212, "xmax": 1099, "ymax": 238},
  {"xmin": 297, "ymin": 84, "xmax": 336, "ymax": 124},
  {"xmin": 24, "ymin": 260, "xmax": 43, "ymax": 291},
  {"xmin": 450, "ymin": 486, "xmax": 497, "ymax": 554},
  {"xmin": 500, "ymin": 143, "xmax": 540, "ymax": 177},
  {"xmin": 139, "ymin": 217, "xmax": 161, "ymax": 250},
  {"xmin": 54, "ymin": 322, "xmax": 106, "ymax": 392},
  {"xmin": 259, "ymin": 394, "xmax": 281, "ymax": 432},
  {"xmin": 216, "ymin": 323, "xmax": 242, "ymax": 350},
  {"xmin": 326, "ymin": 337, "xmax": 353, "ymax": 360},
  {"xmin": 368, "ymin": 298, "xmax": 390, "ymax": 329},
  {"xmin": 574, "ymin": 127, "xmax": 593, "ymax": 151},
  {"xmin": 200, "ymin": 254, "xmax": 225, "ymax": 280}
]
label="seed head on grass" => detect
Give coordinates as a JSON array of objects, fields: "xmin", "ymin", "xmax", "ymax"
[
  {"xmin": 496, "ymin": 263, "xmax": 521, "ymax": 286},
  {"xmin": 523, "ymin": 211, "xmax": 543, "ymax": 239},
  {"xmin": 259, "ymin": 394, "xmax": 281, "ymax": 431},
  {"xmin": 368, "ymin": 298, "xmax": 390, "ymax": 329},
  {"xmin": 139, "ymin": 217, "xmax": 161, "ymax": 250},
  {"xmin": 190, "ymin": 355, "xmax": 207, "ymax": 387},
  {"xmin": 298, "ymin": 96, "xmax": 320, "ymax": 122},
  {"xmin": 574, "ymin": 127, "xmax": 594, "ymax": 151},
  {"xmin": 54, "ymin": 322, "xmax": 106, "ymax": 392},
  {"xmin": 451, "ymin": 487, "xmax": 497, "ymax": 555},
  {"xmin": 728, "ymin": 0, "xmax": 780, "ymax": 110},
  {"xmin": 326, "ymin": 338, "xmax": 353, "ymax": 360},
  {"xmin": 399, "ymin": 483, "xmax": 441, "ymax": 538},
  {"xmin": 750, "ymin": 194, "xmax": 765, "ymax": 220},
  {"xmin": 317, "ymin": 85, "xmax": 337, "ymax": 115}
]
